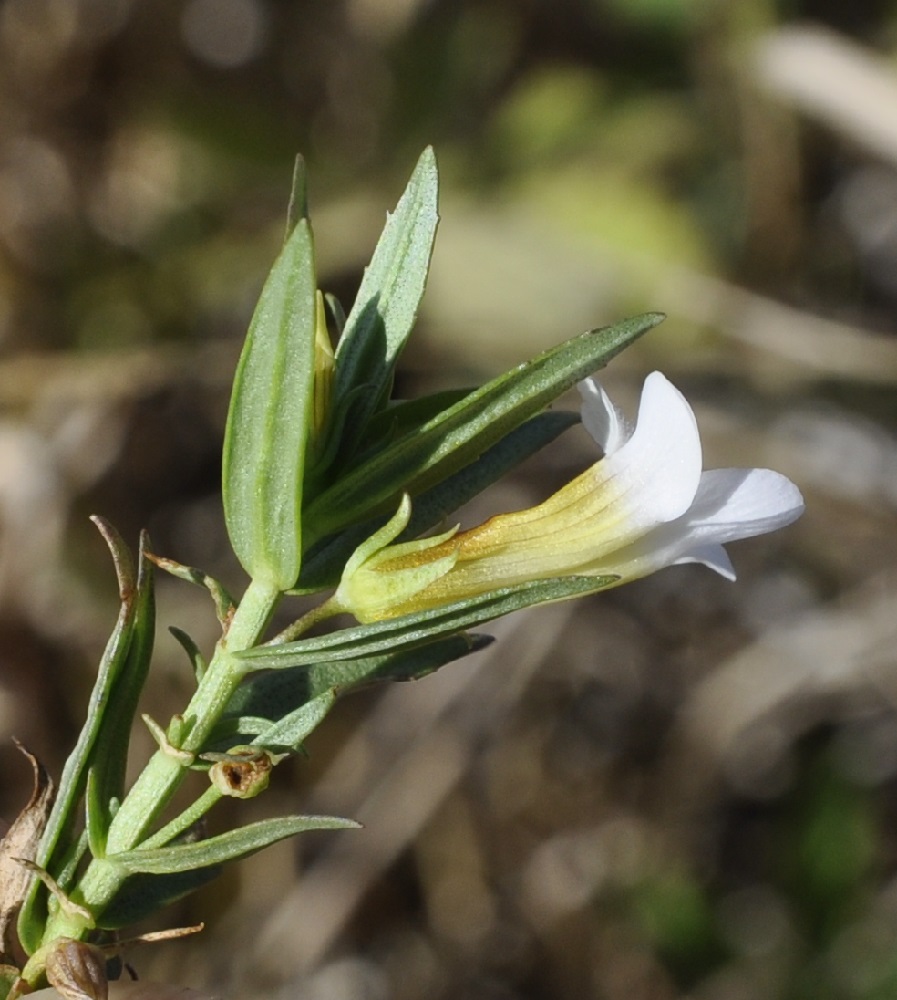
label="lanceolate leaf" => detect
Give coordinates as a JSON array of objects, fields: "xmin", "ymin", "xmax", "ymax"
[
  {"xmin": 323, "ymin": 147, "xmax": 439, "ymax": 467},
  {"xmin": 298, "ymin": 409, "xmax": 578, "ymax": 591},
  {"xmin": 222, "ymin": 217, "xmax": 317, "ymax": 589},
  {"xmin": 97, "ymin": 868, "xmax": 222, "ymax": 931},
  {"xmin": 18, "ymin": 520, "xmax": 139, "ymax": 955},
  {"xmin": 89, "ymin": 533, "xmax": 156, "ymax": 853},
  {"xmin": 220, "ymin": 632, "xmax": 491, "ymax": 745},
  {"xmin": 304, "ymin": 313, "xmax": 663, "ymax": 544},
  {"xmin": 250, "ymin": 690, "xmax": 335, "ymax": 752},
  {"xmin": 116, "ymin": 815, "xmax": 359, "ymax": 875},
  {"xmin": 358, "ymin": 387, "xmax": 475, "ymax": 453},
  {"xmin": 240, "ymin": 576, "xmax": 616, "ymax": 673}
]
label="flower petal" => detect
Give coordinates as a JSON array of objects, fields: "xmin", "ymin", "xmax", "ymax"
[
  {"xmin": 599, "ymin": 371, "xmax": 702, "ymax": 528},
  {"xmin": 682, "ymin": 468, "xmax": 805, "ymax": 544},
  {"xmin": 578, "ymin": 377, "xmax": 629, "ymax": 455},
  {"xmin": 672, "ymin": 542, "xmax": 736, "ymax": 580},
  {"xmin": 593, "ymin": 466, "xmax": 804, "ymax": 581}
]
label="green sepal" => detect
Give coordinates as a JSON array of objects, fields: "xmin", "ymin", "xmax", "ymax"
[
  {"xmin": 298, "ymin": 409, "xmax": 578, "ymax": 591},
  {"xmin": 240, "ymin": 576, "xmax": 616, "ymax": 673},
  {"xmin": 222, "ymin": 215, "xmax": 317, "ymax": 590},
  {"xmin": 115, "ymin": 814, "xmax": 360, "ymax": 875},
  {"xmin": 18, "ymin": 520, "xmax": 140, "ymax": 955},
  {"xmin": 319, "ymin": 147, "xmax": 439, "ymax": 471},
  {"xmin": 303, "ymin": 313, "xmax": 663, "ymax": 545},
  {"xmin": 96, "ymin": 866, "xmax": 223, "ymax": 931}
]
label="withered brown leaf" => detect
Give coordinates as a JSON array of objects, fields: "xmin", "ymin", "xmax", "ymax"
[{"xmin": 0, "ymin": 739, "xmax": 55, "ymax": 964}]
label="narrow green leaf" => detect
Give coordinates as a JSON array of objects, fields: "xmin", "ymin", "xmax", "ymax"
[
  {"xmin": 117, "ymin": 814, "xmax": 359, "ymax": 875},
  {"xmin": 304, "ymin": 313, "xmax": 663, "ymax": 544},
  {"xmin": 226, "ymin": 632, "xmax": 490, "ymax": 726},
  {"xmin": 250, "ymin": 690, "xmax": 335, "ymax": 753},
  {"xmin": 222, "ymin": 217, "xmax": 317, "ymax": 589},
  {"xmin": 85, "ymin": 769, "xmax": 107, "ymax": 860},
  {"xmin": 91, "ymin": 534, "xmax": 156, "ymax": 835},
  {"xmin": 97, "ymin": 867, "xmax": 222, "ymax": 931},
  {"xmin": 324, "ymin": 147, "xmax": 439, "ymax": 464},
  {"xmin": 302, "ymin": 631, "xmax": 492, "ymax": 694},
  {"xmin": 240, "ymin": 576, "xmax": 616, "ymax": 672},
  {"xmin": 284, "ymin": 154, "xmax": 309, "ymax": 238},
  {"xmin": 401, "ymin": 410, "xmax": 579, "ymax": 538},
  {"xmin": 50, "ymin": 829, "xmax": 90, "ymax": 898},
  {"xmin": 149, "ymin": 552, "xmax": 234, "ymax": 624},
  {"xmin": 169, "ymin": 627, "xmax": 208, "ymax": 682},
  {"xmin": 214, "ymin": 634, "xmax": 490, "ymax": 751},
  {"xmin": 298, "ymin": 410, "xmax": 578, "ymax": 591},
  {"xmin": 358, "ymin": 387, "xmax": 475, "ymax": 454},
  {"xmin": 204, "ymin": 716, "xmax": 272, "ymax": 747},
  {"xmin": 19, "ymin": 520, "xmax": 139, "ymax": 954}
]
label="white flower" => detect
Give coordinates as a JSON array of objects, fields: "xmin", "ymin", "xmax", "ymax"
[
  {"xmin": 334, "ymin": 371, "xmax": 804, "ymax": 622},
  {"xmin": 575, "ymin": 371, "xmax": 804, "ymax": 582}
]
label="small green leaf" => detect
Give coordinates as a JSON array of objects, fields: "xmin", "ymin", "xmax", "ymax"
[
  {"xmin": 240, "ymin": 576, "xmax": 616, "ymax": 672},
  {"xmin": 169, "ymin": 627, "xmax": 208, "ymax": 682},
  {"xmin": 116, "ymin": 814, "xmax": 359, "ymax": 875},
  {"xmin": 148, "ymin": 553, "xmax": 234, "ymax": 625},
  {"xmin": 250, "ymin": 690, "xmax": 335, "ymax": 753},
  {"xmin": 85, "ymin": 769, "xmax": 106, "ymax": 860},
  {"xmin": 222, "ymin": 217, "xmax": 317, "ymax": 589},
  {"xmin": 322, "ymin": 147, "xmax": 439, "ymax": 467},
  {"xmin": 304, "ymin": 313, "xmax": 663, "ymax": 544}
]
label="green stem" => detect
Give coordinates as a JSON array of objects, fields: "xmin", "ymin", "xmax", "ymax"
[
  {"xmin": 269, "ymin": 595, "xmax": 339, "ymax": 645},
  {"xmin": 28, "ymin": 576, "xmax": 281, "ymax": 977},
  {"xmin": 139, "ymin": 785, "xmax": 222, "ymax": 851}
]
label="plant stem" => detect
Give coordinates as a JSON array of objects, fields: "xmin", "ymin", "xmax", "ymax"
[
  {"xmin": 138, "ymin": 786, "xmax": 222, "ymax": 851},
  {"xmin": 27, "ymin": 577, "xmax": 281, "ymax": 979},
  {"xmin": 269, "ymin": 595, "xmax": 339, "ymax": 645}
]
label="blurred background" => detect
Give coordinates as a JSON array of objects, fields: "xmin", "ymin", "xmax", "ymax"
[{"xmin": 2, "ymin": 1, "xmax": 897, "ymax": 998}]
